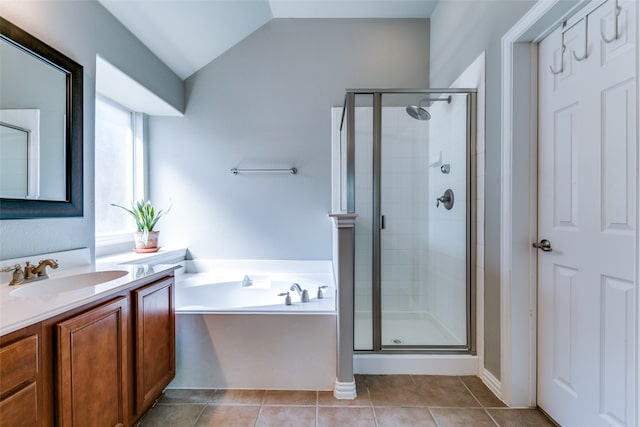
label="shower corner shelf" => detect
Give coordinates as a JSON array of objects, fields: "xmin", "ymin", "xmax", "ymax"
[{"xmin": 429, "ymin": 151, "xmax": 443, "ymax": 168}]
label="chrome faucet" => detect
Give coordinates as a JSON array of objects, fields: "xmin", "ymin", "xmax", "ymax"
[
  {"xmin": 242, "ymin": 275, "xmax": 253, "ymax": 287},
  {"xmin": 1, "ymin": 259, "xmax": 59, "ymax": 286},
  {"xmin": 290, "ymin": 283, "xmax": 309, "ymax": 303}
]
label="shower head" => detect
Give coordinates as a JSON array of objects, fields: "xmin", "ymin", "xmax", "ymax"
[
  {"xmin": 406, "ymin": 96, "xmax": 452, "ymax": 120},
  {"xmin": 406, "ymin": 104, "xmax": 431, "ymax": 120}
]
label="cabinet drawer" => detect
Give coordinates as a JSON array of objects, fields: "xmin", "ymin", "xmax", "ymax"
[
  {"xmin": 0, "ymin": 381, "xmax": 38, "ymax": 427},
  {"xmin": 0, "ymin": 335, "xmax": 38, "ymax": 396}
]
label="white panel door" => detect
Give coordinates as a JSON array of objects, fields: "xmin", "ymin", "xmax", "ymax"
[{"xmin": 537, "ymin": 1, "xmax": 637, "ymax": 426}]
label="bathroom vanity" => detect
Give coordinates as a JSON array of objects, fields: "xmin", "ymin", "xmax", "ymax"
[{"xmin": 0, "ymin": 259, "xmax": 179, "ymax": 427}]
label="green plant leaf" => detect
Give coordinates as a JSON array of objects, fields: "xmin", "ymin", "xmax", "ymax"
[{"xmin": 110, "ymin": 200, "xmax": 169, "ymax": 232}]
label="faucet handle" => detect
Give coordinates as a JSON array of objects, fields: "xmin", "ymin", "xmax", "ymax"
[
  {"xmin": 317, "ymin": 285, "xmax": 328, "ymax": 299},
  {"xmin": 23, "ymin": 261, "xmax": 36, "ymax": 279},
  {"xmin": 278, "ymin": 292, "xmax": 292, "ymax": 306},
  {"xmin": 2, "ymin": 264, "xmax": 24, "ymax": 286},
  {"xmin": 1, "ymin": 264, "xmax": 20, "ymax": 273}
]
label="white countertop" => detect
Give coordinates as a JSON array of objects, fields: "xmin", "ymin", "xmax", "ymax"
[{"xmin": 0, "ymin": 261, "xmax": 181, "ymax": 336}]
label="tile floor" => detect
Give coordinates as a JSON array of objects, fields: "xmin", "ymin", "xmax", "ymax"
[{"xmin": 138, "ymin": 375, "xmax": 558, "ymax": 427}]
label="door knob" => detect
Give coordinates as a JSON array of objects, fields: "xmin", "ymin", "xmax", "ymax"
[{"xmin": 532, "ymin": 239, "xmax": 552, "ymax": 252}]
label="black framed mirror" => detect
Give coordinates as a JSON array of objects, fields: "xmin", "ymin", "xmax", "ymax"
[{"xmin": 0, "ymin": 17, "xmax": 83, "ymax": 219}]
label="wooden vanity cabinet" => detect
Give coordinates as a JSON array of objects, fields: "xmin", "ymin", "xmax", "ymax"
[
  {"xmin": 9, "ymin": 272, "xmax": 177, "ymax": 427},
  {"xmin": 0, "ymin": 324, "xmax": 43, "ymax": 427}
]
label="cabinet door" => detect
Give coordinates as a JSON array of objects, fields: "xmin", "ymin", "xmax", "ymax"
[
  {"xmin": 57, "ymin": 297, "xmax": 128, "ymax": 427},
  {"xmin": 133, "ymin": 277, "xmax": 175, "ymax": 413}
]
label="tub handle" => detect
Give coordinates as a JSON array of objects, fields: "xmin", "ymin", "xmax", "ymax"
[
  {"xmin": 242, "ymin": 275, "xmax": 253, "ymax": 287},
  {"xmin": 317, "ymin": 285, "xmax": 329, "ymax": 299},
  {"xmin": 278, "ymin": 292, "xmax": 292, "ymax": 306}
]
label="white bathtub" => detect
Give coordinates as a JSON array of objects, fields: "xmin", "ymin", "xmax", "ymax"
[
  {"xmin": 170, "ymin": 259, "xmax": 337, "ymax": 391},
  {"xmin": 176, "ymin": 273, "xmax": 335, "ymax": 312}
]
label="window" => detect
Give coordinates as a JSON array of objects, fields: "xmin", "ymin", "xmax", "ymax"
[{"xmin": 94, "ymin": 95, "xmax": 145, "ymax": 244}]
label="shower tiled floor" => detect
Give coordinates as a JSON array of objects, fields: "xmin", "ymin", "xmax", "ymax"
[{"xmin": 137, "ymin": 375, "xmax": 558, "ymax": 427}]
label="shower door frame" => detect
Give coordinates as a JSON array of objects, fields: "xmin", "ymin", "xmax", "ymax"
[{"xmin": 343, "ymin": 88, "xmax": 477, "ymax": 354}]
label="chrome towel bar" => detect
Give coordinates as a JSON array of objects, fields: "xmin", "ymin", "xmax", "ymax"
[{"xmin": 230, "ymin": 167, "xmax": 297, "ymax": 175}]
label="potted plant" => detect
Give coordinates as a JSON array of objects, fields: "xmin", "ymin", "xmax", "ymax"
[{"xmin": 111, "ymin": 200, "xmax": 170, "ymax": 253}]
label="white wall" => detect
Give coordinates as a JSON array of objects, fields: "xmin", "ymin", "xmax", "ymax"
[
  {"xmin": 0, "ymin": 0, "xmax": 183, "ymax": 260},
  {"xmin": 148, "ymin": 19, "xmax": 430, "ymax": 260}
]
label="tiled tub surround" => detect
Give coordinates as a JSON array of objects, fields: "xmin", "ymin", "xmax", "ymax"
[
  {"xmin": 0, "ymin": 248, "xmax": 180, "ymax": 335},
  {"xmin": 170, "ymin": 259, "xmax": 337, "ymax": 391},
  {"xmin": 140, "ymin": 375, "xmax": 557, "ymax": 427}
]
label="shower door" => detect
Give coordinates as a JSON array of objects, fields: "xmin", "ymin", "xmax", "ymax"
[{"xmin": 350, "ymin": 90, "xmax": 475, "ymax": 352}]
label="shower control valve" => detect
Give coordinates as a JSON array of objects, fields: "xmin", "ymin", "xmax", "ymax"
[{"xmin": 436, "ymin": 189, "xmax": 455, "ymax": 210}]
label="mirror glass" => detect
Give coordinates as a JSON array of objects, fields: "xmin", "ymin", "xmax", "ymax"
[
  {"xmin": 0, "ymin": 17, "xmax": 83, "ymax": 219},
  {"xmin": 0, "ymin": 122, "xmax": 29, "ymax": 197},
  {"xmin": 0, "ymin": 38, "xmax": 66, "ymax": 200}
]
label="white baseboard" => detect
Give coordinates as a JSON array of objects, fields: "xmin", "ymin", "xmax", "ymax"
[
  {"xmin": 480, "ymin": 367, "xmax": 503, "ymax": 403},
  {"xmin": 354, "ymin": 354, "xmax": 478, "ymax": 375},
  {"xmin": 333, "ymin": 378, "xmax": 357, "ymax": 400}
]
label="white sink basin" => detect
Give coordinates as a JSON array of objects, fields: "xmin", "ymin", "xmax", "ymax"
[{"xmin": 10, "ymin": 270, "xmax": 129, "ymax": 297}]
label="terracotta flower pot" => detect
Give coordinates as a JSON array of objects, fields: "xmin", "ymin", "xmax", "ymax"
[{"xmin": 133, "ymin": 230, "xmax": 159, "ymax": 253}]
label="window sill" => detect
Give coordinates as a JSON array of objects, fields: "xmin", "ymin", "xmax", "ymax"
[{"xmin": 96, "ymin": 247, "xmax": 188, "ymax": 267}]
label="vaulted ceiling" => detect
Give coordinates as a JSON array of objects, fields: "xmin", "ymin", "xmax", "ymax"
[{"xmin": 97, "ymin": 0, "xmax": 439, "ymax": 79}]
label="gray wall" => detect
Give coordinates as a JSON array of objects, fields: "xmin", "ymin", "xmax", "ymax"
[
  {"xmin": 149, "ymin": 18, "xmax": 430, "ymax": 260},
  {"xmin": 0, "ymin": 0, "xmax": 183, "ymax": 260},
  {"xmin": 429, "ymin": 0, "xmax": 535, "ymax": 379}
]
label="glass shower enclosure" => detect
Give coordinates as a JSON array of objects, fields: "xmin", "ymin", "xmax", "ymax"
[{"xmin": 335, "ymin": 89, "xmax": 476, "ymax": 352}]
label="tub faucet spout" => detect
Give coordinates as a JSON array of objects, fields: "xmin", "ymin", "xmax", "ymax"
[
  {"xmin": 242, "ymin": 275, "xmax": 253, "ymax": 287},
  {"xmin": 290, "ymin": 283, "xmax": 310, "ymax": 303}
]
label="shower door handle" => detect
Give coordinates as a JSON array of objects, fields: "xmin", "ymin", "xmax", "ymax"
[{"xmin": 380, "ymin": 215, "xmax": 385, "ymax": 230}]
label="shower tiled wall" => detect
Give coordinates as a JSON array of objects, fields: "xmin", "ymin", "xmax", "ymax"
[{"xmin": 425, "ymin": 95, "xmax": 469, "ymax": 344}]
